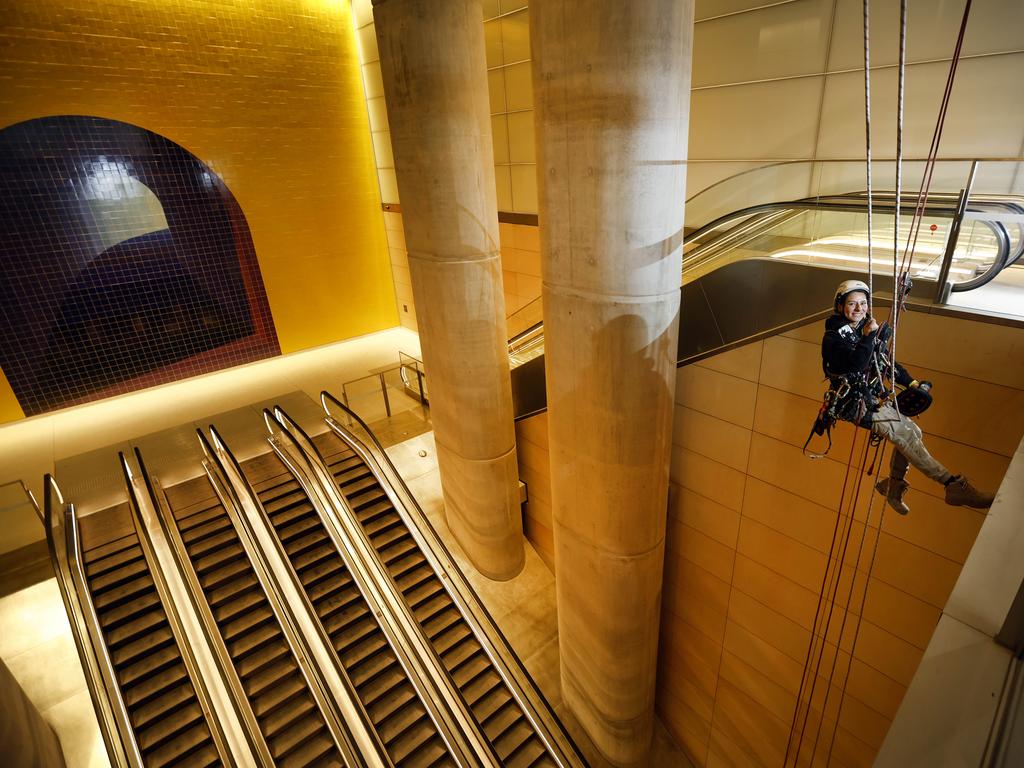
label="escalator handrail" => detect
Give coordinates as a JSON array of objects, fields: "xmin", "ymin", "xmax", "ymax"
[
  {"xmin": 117, "ymin": 452, "xmax": 239, "ymax": 766},
  {"xmin": 43, "ymin": 474, "xmax": 142, "ymax": 768},
  {"xmin": 267, "ymin": 405, "xmax": 504, "ymax": 768},
  {"xmin": 319, "ymin": 390, "xmax": 588, "ymax": 768},
  {"xmin": 205, "ymin": 423, "xmax": 390, "ymax": 768}
]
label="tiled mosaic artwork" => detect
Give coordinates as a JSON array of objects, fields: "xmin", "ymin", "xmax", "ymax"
[{"xmin": 0, "ymin": 116, "xmax": 279, "ymax": 416}]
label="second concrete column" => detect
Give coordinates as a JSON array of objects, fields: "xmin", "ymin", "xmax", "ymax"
[
  {"xmin": 374, "ymin": 0, "xmax": 524, "ymax": 580},
  {"xmin": 530, "ymin": 1, "xmax": 694, "ymax": 763}
]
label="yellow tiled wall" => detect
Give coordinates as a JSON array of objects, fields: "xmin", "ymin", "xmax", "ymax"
[
  {"xmin": 660, "ymin": 311, "xmax": 1024, "ymax": 766},
  {"xmin": 1, "ymin": 0, "xmax": 398, "ymax": 371}
]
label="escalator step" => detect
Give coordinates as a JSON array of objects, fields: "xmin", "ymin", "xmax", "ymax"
[
  {"xmin": 210, "ymin": 584, "xmax": 265, "ymax": 625},
  {"xmin": 507, "ymin": 736, "xmax": 549, "ymax": 768},
  {"xmin": 187, "ymin": 526, "xmax": 238, "ymax": 559},
  {"xmin": 82, "ymin": 533, "xmax": 138, "ymax": 566},
  {"xmin": 269, "ymin": 500, "xmax": 316, "ymax": 529},
  {"xmin": 364, "ymin": 513, "xmax": 404, "ymax": 541},
  {"xmin": 466, "ymin": 672, "xmax": 505, "ymax": 709},
  {"xmin": 242, "ymin": 654, "xmax": 299, "ymax": 700},
  {"xmin": 104, "ymin": 608, "xmax": 166, "ymax": 650},
  {"xmin": 389, "ymin": 722, "xmax": 442, "ymax": 765},
  {"xmin": 262, "ymin": 488, "xmax": 307, "ymax": 516},
  {"xmin": 220, "ymin": 604, "xmax": 276, "ymax": 643},
  {"xmin": 303, "ymin": 562, "xmax": 350, "ymax": 597},
  {"xmin": 395, "ymin": 563, "xmax": 434, "ymax": 595},
  {"xmin": 91, "ymin": 573, "xmax": 154, "ymax": 612},
  {"xmin": 334, "ymin": 615, "xmax": 382, "ymax": 658},
  {"xmin": 379, "ymin": 536, "xmax": 419, "ymax": 566},
  {"xmin": 129, "ymin": 680, "xmax": 195, "ymax": 731},
  {"xmin": 432, "ymin": 623, "xmax": 472, "ymax": 657},
  {"xmin": 235, "ymin": 637, "xmax": 292, "ymax": 681},
  {"xmin": 355, "ymin": 498, "xmax": 394, "ymax": 523},
  {"xmin": 253, "ymin": 677, "xmax": 310, "ymax": 723},
  {"xmin": 406, "ymin": 579, "xmax": 445, "ymax": 612},
  {"xmin": 312, "ymin": 580, "xmax": 359, "ymax": 616},
  {"xmin": 180, "ymin": 511, "xmax": 233, "ymax": 544},
  {"xmin": 145, "ymin": 723, "xmax": 215, "ymax": 768},
  {"xmin": 497, "ymin": 724, "xmax": 540, "ymax": 764},
  {"xmin": 320, "ymin": 597, "xmax": 371, "ymax": 637},
  {"xmin": 348, "ymin": 650, "xmax": 398, "ymax": 690},
  {"xmin": 136, "ymin": 699, "xmax": 205, "ymax": 753},
  {"xmin": 267, "ymin": 708, "xmax": 325, "ymax": 761},
  {"xmin": 276, "ymin": 513, "xmax": 323, "ymax": 545},
  {"xmin": 205, "ymin": 571, "xmax": 260, "ymax": 609},
  {"xmin": 120, "ymin": 660, "xmax": 188, "ymax": 710},
  {"xmin": 278, "ymin": 729, "xmax": 341, "ymax": 768},
  {"xmin": 114, "ymin": 633, "xmax": 178, "ymax": 683},
  {"xmin": 451, "ymin": 650, "xmax": 491, "ymax": 688},
  {"xmin": 368, "ymin": 683, "xmax": 416, "ymax": 726},
  {"xmin": 377, "ymin": 697, "xmax": 426, "ymax": 746},
  {"xmin": 192, "ymin": 542, "xmax": 246, "ymax": 575},
  {"xmin": 334, "ymin": 466, "xmax": 373, "ymax": 487},
  {"xmin": 362, "ymin": 667, "xmax": 407, "ymax": 709},
  {"xmin": 84, "ymin": 544, "xmax": 144, "ymax": 579},
  {"xmin": 473, "ymin": 686, "xmax": 514, "ymax": 725},
  {"xmin": 484, "ymin": 700, "xmax": 523, "ymax": 742},
  {"xmin": 98, "ymin": 590, "xmax": 161, "ymax": 631},
  {"xmin": 284, "ymin": 530, "xmax": 331, "ymax": 559},
  {"xmin": 228, "ymin": 621, "xmax": 280, "ymax": 660},
  {"xmin": 200, "ymin": 556, "xmax": 251, "ymax": 591},
  {"xmin": 424, "ymin": 606, "xmax": 462, "ymax": 641},
  {"xmin": 291, "ymin": 542, "xmax": 337, "ymax": 573},
  {"xmin": 88, "ymin": 557, "xmax": 149, "ymax": 594}
]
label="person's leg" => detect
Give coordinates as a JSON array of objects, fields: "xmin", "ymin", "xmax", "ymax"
[
  {"xmin": 874, "ymin": 446, "xmax": 912, "ymax": 514},
  {"xmin": 871, "ymin": 404, "xmax": 993, "ymax": 509},
  {"xmin": 871, "ymin": 405, "xmax": 951, "ymax": 484}
]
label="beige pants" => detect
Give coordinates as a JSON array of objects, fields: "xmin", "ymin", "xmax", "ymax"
[{"xmin": 870, "ymin": 403, "xmax": 952, "ymax": 485}]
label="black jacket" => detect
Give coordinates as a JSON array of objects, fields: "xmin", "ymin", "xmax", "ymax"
[{"xmin": 821, "ymin": 314, "xmax": 911, "ymax": 424}]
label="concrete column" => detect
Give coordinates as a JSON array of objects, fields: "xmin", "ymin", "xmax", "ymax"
[
  {"xmin": 530, "ymin": 2, "xmax": 693, "ymax": 763},
  {"xmin": 373, "ymin": 0, "xmax": 524, "ymax": 580}
]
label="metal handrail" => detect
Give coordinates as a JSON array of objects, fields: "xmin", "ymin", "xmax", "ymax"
[
  {"xmin": 117, "ymin": 452, "xmax": 240, "ymax": 766},
  {"xmin": 205, "ymin": 424, "xmax": 388, "ymax": 768},
  {"xmin": 132, "ymin": 446, "xmax": 275, "ymax": 766},
  {"xmin": 266, "ymin": 405, "xmax": 501, "ymax": 767},
  {"xmin": 319, "ymin": 391, "xmax": 587, "ymax": 767},
  {"xmin": 43, "ymin": 474, "xmax": 141, "ymax": 768}
]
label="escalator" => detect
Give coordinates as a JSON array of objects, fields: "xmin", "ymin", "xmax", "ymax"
[
  {"xmin": 46, "ymin": 398, "xmax": 584, "ymax": 767},
  {"xmin": 509, "ymin": 191, "xmax": 1024, "ymax": 418}
]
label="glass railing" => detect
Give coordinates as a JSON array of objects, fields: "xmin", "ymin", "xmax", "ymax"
[{"xmin": 505, "ymin": 158, "xmax": 1024, "ymax": 368}]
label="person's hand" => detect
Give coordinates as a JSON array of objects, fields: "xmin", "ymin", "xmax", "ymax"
[{"xmin": 861, "ymin": 316, "xmax": 879, "ymax": 336}]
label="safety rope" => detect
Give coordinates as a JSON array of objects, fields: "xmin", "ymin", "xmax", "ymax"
[
  {"xmin": 791, "ymin": 2, "xmax": 974, "ymax": 764},
  {"xmin": 791, "ymin": 434, "xmax": 873, "ymax": 768},
  {"xmin": 784, "ymin": 431, "xmax": 864, "ymax": 767},
  {"xmin": 889, "ymin": 0, "xmax": 907, "ymax": 416},
  {"xmin": 862, "ymin": 0, "xmax": 874, "ymax": 306}
]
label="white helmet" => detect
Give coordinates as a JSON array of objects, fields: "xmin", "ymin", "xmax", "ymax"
[{"xmin": 834, "ymin": 279, "xmax": 870, "ymax": 312}]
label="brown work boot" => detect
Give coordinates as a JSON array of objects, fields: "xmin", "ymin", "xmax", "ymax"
[
  {"xmin": 875, "ymin": 477, "xmax": 911, "ymax": 515},
  {"xmin": 945, "ymin": 475, "xmax": 995, "ymax": 509}
]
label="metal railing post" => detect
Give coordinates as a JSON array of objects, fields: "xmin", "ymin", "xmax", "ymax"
[
  {"xmin": 934, "ymin": 160, "xmax": 980, "ymax": 303},
  {"xmin": 379, "ymin": 372, "xmax": 391, "ymax": 417}
]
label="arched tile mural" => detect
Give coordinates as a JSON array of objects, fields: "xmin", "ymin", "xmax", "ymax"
[{"xmin": 0, "ymin": 116, "xmax": 279, "ymax": 415}]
